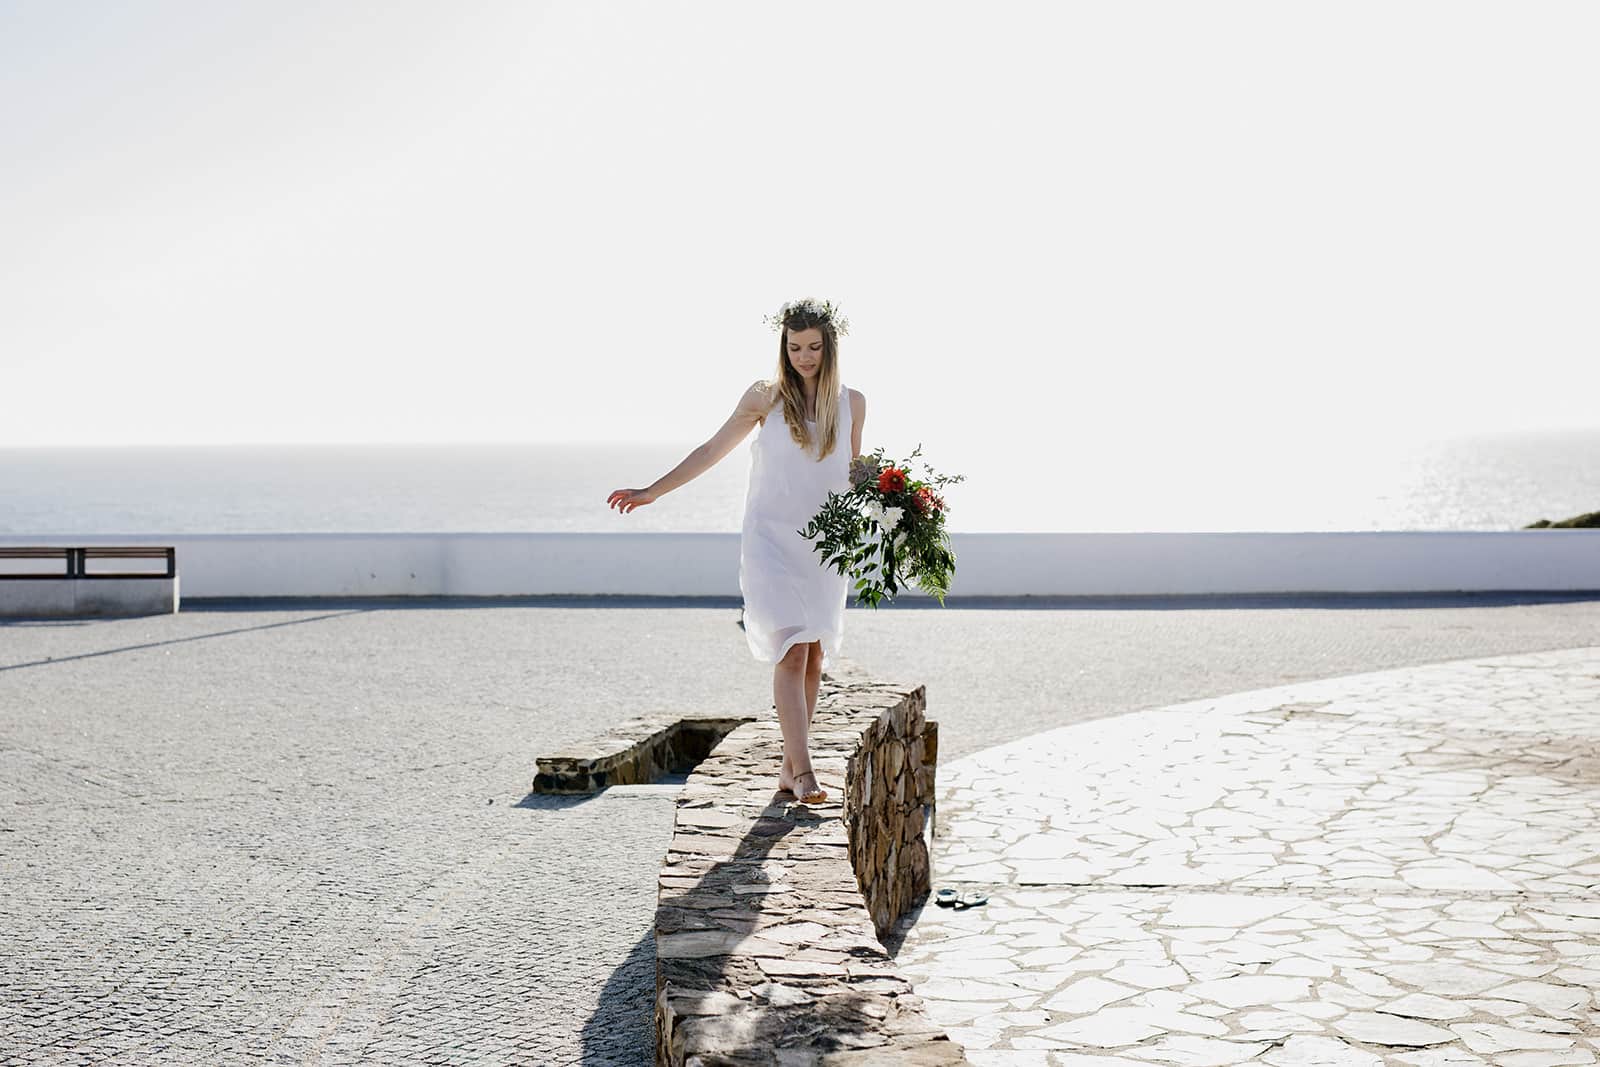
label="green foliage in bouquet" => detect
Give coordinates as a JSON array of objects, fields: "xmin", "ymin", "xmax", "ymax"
[{"xmin": 798, "ymin": 444, "xmax": 965, "ymax": 608}]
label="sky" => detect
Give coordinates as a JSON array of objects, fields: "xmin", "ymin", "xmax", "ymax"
[{"xmin": 2, "ymin": 1, "xmax": 1596, "ymax": 467}]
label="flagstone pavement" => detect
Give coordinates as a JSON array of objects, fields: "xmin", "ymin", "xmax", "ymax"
[{"xmin": 896, "ymin": 646, "xmax": 1600, "ymax": 1066}]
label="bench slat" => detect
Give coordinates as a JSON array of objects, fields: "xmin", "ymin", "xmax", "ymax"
[{"xmin": 0, "ymin": 546, "xmax": 175, "ymax": 579}]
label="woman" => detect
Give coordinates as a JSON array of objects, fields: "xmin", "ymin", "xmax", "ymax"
[{"xmin": 607, "ymin": 299, "xmax": 866, "ymax": 805}]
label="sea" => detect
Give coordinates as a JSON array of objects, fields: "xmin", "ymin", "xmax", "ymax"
[{"xmin": 1, "ymin": 430, "xmax": 1596, "ymax": 536}]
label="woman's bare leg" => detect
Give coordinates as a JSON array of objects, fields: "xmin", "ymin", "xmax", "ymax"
[
  {"xmin": 804, "ymin": 640, "xmax": 823, "ymax": 724},
  {"xmin": 774, "ymin": 643, "xmax": 812, "ymax": 793},
  {"xmin": 782, "ymin": 642, "xmax": 825, "ymax": 787}
]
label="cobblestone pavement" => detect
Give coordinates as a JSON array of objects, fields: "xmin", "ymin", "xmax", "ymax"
[
  {"xmin": 896, "ymin": 646, "xmax": 1600, "ymax": 1065},
  {"xmin": 0, "ymin": 606, "xmax": 768, "ymax": 1066},
  {"xmin": 4, "ymin": 597, "xmax": 1600, "ymax": 1063}
]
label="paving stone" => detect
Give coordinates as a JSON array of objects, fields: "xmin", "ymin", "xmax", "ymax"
[
  {"xmin": 1389, "ymin": 1051, "xmax": 1489, "ymax": 1066},
  {"xmin": 1186, "ymin": 976, "xmax": 1312, "ymax": 1008},
  {"xmin": 1453, "ymin": 1023, "xmax": 1577, "ymax": 1053},
  {"xmin": 1489, "ymin": 981, "xmax": 1594, "ymax": 1017},
  {"xmin": 1496, "ymin": 1052, "xmax": 1598, "ymax": 1066},
  {"xmin": 1121, "ymin": 1035, "xmax": 1270, "ymax": 1065},
  {"xmin": 1265, "ymin": 957, "xmax": 1335, "ymax": 978},
  {"xmin": 1041, "ymin": 978, "xmax": 1138, "ymax": 1014},
  {"xmin": 1262, "ymin": 1035, "xmax": 1384, "ymax": 1066},
  {"xmin": 1381, "ymin": 993, "xmax": 1474, "ymax": 1021},
  {"xmin": 1380, "ymin": 963, "xmax": 1520, "ymax": 996},
  {"xmin": 1104, "ymin": 962, "xmax": 1190, "ymax": 989},
  {"xmin": 1333, "ymin": 1011, "xmax": 1456, "ymax": 1047},
  {"xmin": 1236, "ymin": 1010, "xmax": 1325, "ymax": 1035},
  {"xmin": 1034, "ymin": 1010, "xmax": 1164, "ymax": 1047}
]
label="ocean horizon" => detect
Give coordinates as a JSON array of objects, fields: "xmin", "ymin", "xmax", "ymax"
[{"xmin": 1, "ymin": 429, "xmax": 1596, "ymax": 537}]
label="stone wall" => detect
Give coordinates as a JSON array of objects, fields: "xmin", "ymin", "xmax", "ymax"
[
  {"xmin": 839, "ymin": 680, "xmax": 938, "ymax": 939},
  {"xmin": 533, "ymin": 713, "xmax": 755, "ymax": 794},
  {"xmin": 654, "ymin": 672, "xmax": 967, "ymax": 1065}
]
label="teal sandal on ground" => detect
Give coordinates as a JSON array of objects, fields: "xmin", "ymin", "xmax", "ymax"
[
  {"xmin": 934, "ymin": 888, "xmax": 959, "ymax": 907},
  {"xmin": 953, "ymin": 890, "xmax": 989, "ymax": 910}
]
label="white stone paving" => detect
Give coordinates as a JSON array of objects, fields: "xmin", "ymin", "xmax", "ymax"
[{"xmin": 896, "ymin": 647, "xmax": 1600, "ymax": 1065}]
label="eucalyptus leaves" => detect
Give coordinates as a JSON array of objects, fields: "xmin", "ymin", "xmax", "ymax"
[{"xmin": 798, "ymin": 445, "xmax": 964, "ymax": 607}]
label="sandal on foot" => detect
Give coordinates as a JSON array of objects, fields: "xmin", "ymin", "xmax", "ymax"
[{"xmin": 794, "ymin": 771, "xmax": 829, "ymax": 804}]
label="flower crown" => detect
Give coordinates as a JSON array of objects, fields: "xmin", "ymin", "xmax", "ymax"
[{"xmin": 763, "ymin": 297, "xmax": 850, "ymax": 338}]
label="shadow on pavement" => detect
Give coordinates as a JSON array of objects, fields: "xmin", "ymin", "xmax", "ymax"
[
  {"xmin": 580, "ymin": 927, "xmax": 657, "ymax": 1066},
  {"xmin": 510, "ymin": 791, "xmax": 608, "ymax": 811},
  {"xmin": 0, "ymin": 608, "xmax": 374, "ymax": 672},
  {"xmin": 587, "ymin": 797, "xmax": 910, "ymax": 1063},
  {"xmin": 506, "ymin": 784, "xmax": 687, "ymax": 1061}
]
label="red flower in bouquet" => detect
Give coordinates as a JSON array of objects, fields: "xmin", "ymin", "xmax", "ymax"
[
  {"xmin": 913, "ymin": 485, "xmax": 942, "ymax": 515},
  {"xmin": 877, "ymin": 467, "xmax": 908, "ymax": 494}
]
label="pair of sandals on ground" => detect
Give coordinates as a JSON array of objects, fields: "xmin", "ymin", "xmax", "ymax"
[{"xmin": 935, "ymin": 887, "xmax": 989, "ymax": 910}]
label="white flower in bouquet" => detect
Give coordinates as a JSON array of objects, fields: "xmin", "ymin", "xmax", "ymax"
[{"xmin": 864, "ymin": 501, "xmax": 906, "ymax": 535}]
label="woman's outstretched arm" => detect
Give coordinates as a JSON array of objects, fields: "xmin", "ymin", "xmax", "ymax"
[
  {"xmin": 850, "ymin": 388, "xmax": 866, "ymax": 459},
  {"xmin": 607, "ymin": 380, "xmax": 771, "ymax": 514}
]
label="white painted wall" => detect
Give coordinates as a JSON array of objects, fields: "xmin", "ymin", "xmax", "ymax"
[
  {"xmin": 2, "ymin": 532, "xmax": 1598, "ymax": 598},
  {"xmin": 0, "ymin": 577, "xmax": 178, "ymax": 617}
]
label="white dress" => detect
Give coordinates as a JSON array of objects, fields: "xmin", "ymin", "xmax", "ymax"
[{"xmin": 739, "ymin": 382, "xmax": 852, "ymax": 671}]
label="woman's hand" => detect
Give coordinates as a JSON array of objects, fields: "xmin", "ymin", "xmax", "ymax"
[
  {"xmin": 607, "ymin": 383, "xmax": 768, "ymax": 517},
  {"xmin": 607, "ymin": 487, "xmax": 658, "ymax": 514}
]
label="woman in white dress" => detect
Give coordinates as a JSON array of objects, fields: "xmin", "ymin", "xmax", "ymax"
[{"xmin": 607, "ymin": 300, "xmax": 866, "ymax": 805}]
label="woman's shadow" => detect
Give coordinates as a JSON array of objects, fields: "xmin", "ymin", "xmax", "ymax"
[
  {"xmin": 578, "ymin": 926, "xmax": 659, "ymax": 1065},
  {"xmin": 578, "ymin": 791, "xmax": 927, "ymax": 1065}
]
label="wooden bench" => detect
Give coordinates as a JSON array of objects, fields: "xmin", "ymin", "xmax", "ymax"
[
  {"xmin": 0, "ymin": 546, "xmax": 179, "ymax": 617},
  {"xmin": 0, "ymin": 546, "xmax": 176, "ymax": 579}
]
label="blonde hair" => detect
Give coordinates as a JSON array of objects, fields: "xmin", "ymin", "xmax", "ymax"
[{"xmin": 769, "ymin": 323, "xmax": 842, "ymax": 460}]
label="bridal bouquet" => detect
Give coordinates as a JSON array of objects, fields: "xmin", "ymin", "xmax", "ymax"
[{"xmin": 798, "ymin": 445, "xmax": 965, "ymax": 607}]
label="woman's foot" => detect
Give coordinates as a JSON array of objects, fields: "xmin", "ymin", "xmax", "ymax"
[
  {"xmin": 776, "ymin": 768, "xmax": 796, "ymax": 795},
  {"xmin": 793, "ymin": 769, "xmax": 828, "ymax": 804}
]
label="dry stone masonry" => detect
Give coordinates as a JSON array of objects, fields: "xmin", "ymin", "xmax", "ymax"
[
  {"xmin": 654, "ymin": 670, "xmax": 968, "ymax": 1065},
  {"xmin": 838, "ymin": 674, "xmax": 940, "ymax": 940},
  {"xmin": 534, "ymin": 712, "xmax": 756, "ymax": 794}
]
